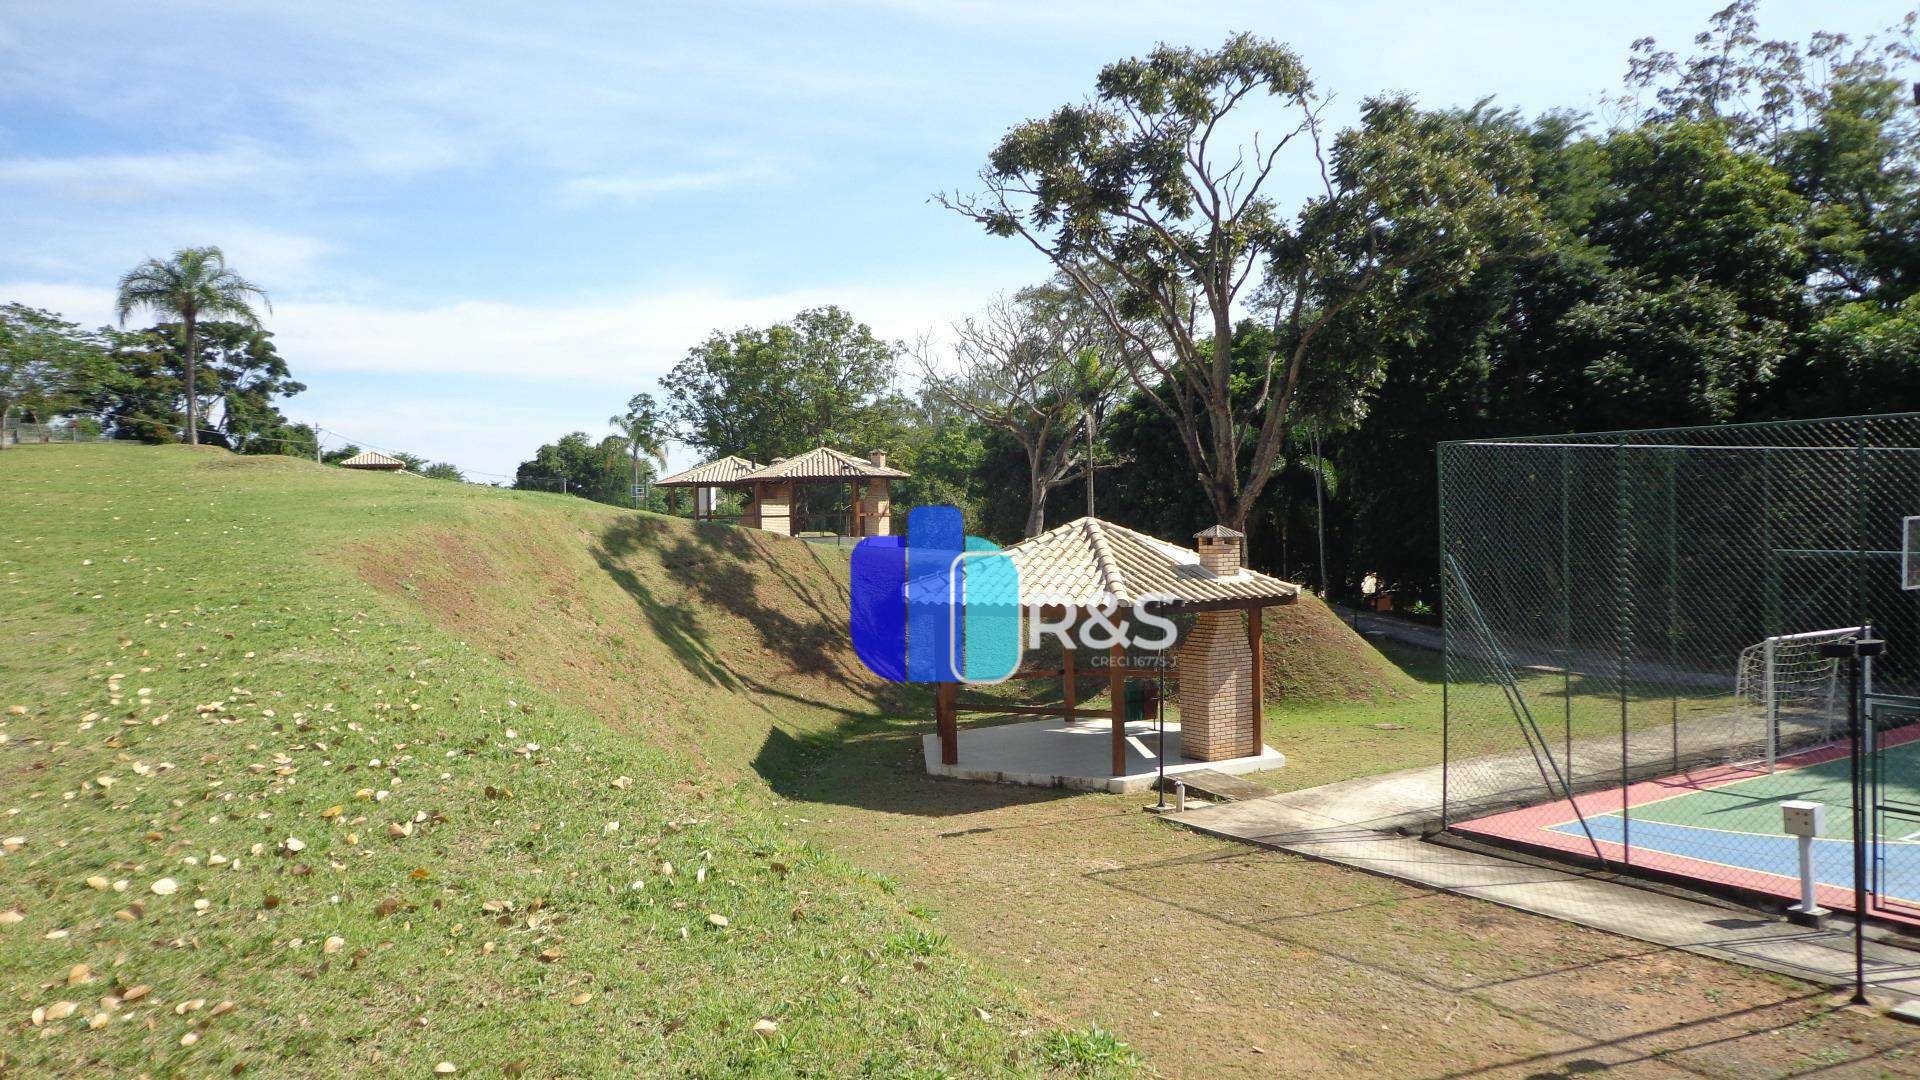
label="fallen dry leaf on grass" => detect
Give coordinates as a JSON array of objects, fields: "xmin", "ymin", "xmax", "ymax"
[
  {"xmin": 150, "ymin": 877, "xmax": 178, "ymax": 896},
  {"xmin": 569, "ymin": 991, "xmax": 593, "ymax": 1006},
  {"xmin": 753, "ymin": 1018, "xmax": 779, "ymax": 1039}
]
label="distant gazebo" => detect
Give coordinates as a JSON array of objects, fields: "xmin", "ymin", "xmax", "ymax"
[
  {"xmin": 654, "ymin": 455, "xmax": 761, "ymax": 522},
  {"xmin": 338, "ymin": 450, "xmax": 406, "ymax": 472},
  {"xmin": 658, "ymin": 447, "xmax": 908, "ymax": 537}
]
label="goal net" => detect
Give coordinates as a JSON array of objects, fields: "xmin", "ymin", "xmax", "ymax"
[{"xmin": 1728, "ymin": 626, "xmax": 1865, "ymax": 771}]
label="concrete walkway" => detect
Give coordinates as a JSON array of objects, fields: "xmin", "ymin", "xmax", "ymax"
[{"xmin": 1170, "ymin": 763, "xmax": 1920, "ymax": 1002}]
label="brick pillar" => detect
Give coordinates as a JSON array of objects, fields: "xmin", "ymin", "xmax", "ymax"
[
  {"xmin": 860, "ymin": 478, "xmax": 891, "ymax": 536},
  {"xmin": 1177, "ymin": 610, "xmax": 1254, "ymax": 760}
]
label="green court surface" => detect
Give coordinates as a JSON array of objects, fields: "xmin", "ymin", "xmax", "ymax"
[{"xmin": 1627, "ymin": 739, "xmax": 1920, "ymax": 840}]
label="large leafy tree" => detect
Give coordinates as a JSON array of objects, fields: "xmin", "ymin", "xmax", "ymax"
[
  {"xmin": 662, "ymin": 306, "xmax": 903, "ymax": 463},
  {"xmin": 944, "ymin": 34, "xmax": 1546, "ymax": 543},
  {"xmin": 609, "ymin": 392, "xmax": 671, "ymax": 505},
  {"xmin": 114, "ymin": 246, "xmax": 270, "ymax": 446},
  {"xmin": 513, "ymin": 432, "xmax": 631, "ymax": 504},
  {"xmin": 0, "ymin": 304, "xmax": 113, "ymax": 448},
  {"xmin": 917, "ymin": 289, "xmax": 1102, "ymax": 537},
  {"xmin": 93, "ymin": 320, "xmax": 310, "ymax": 453}
]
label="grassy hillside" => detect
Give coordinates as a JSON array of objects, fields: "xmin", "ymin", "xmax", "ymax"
[
  {"xmin": 1259, "ymin": 593, "xmax": 1420, "ymax": 705},
  {"xmin": 0, "ymin": 444, "xmax": 1086, "ymax": 1077}
]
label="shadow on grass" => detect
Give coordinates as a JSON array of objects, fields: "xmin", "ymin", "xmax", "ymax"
[
  {"xmin": 590, "ymin": 515, "xmax": 887, "ymax": 694},
  {"xmin": 752, "ymin": 707, "xmax": 1080, "ymax": 819}
]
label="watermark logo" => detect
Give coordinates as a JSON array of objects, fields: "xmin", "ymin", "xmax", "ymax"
[
  {"xmin": 850, "ymin": 505, "xmax": 1180, "ymax": 684},
  {"xmin": 850, "ymin": 505, "xmax": 1020, "ymax": 683}
]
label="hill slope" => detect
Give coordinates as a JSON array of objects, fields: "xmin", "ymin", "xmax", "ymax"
[
  {"xmin": 1260, "ymin": 592, "xmax": 1421, "ymax": 704},
  {"xmin": 0, "ymin": 445, "xmax": 1057, "ymax": 1077}
]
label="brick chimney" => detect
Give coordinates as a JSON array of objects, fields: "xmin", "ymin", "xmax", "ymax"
[
  {"xmin": 869, "ymin": 449, "xmax": 888, "ymax": 468},
  {"xmin": 1177, "ymin": 524, "xmax": 1254, "ymax": 761},
  {"xmin": 1194, "ymin": 524, "xmax": 1244, "ymax": 575}
]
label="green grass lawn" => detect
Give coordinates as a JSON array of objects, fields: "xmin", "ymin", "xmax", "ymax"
[
  {"xmin": 0, "ymin": 445, "xmax": 1106, "ymax": 1077},
  {"xmin": 1255, "ymin": 638, "xmax": 1732, "ymax": 792}
]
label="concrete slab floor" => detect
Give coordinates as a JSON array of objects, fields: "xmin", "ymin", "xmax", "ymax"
[{"xmin": 921, "ymin": 716, "xmax": 1284, "ymax": 793}]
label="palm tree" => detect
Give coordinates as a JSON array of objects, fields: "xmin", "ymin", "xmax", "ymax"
[
  {"xmin": 609, "ymin": 393, "xmax": 670, "ymax": 508},
  {"xmin": 114, "ymin": 247, "xmax": 270, "ymax": 445}
]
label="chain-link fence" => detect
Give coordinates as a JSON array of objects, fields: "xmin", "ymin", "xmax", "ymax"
[{"xmin": 1440, "ymin": 413, "xmax": 1920, "ymax": 922}]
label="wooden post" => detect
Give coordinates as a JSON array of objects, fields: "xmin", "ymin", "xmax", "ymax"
[
  {"xmin": 1109, "ymin": 643, "xmax": 1125, "ymax": 776},
  {"xmin": 1062, "ymin": 644, "xmax": 1078, "ymax": 725},
  {"xmin": 1249, "ymin": 605, "xmax": 1265, "ymax": 756},
  {"xmin": 937, "ymin": 682, "xmax": 958, "ymax": 765}
]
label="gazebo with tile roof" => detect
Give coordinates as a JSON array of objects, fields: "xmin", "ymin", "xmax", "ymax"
[
  {"xmin": 654, "ymin": 455, "xmax": 761, "ymax": 521},
  {"xmin": 337, "ymin": 450, "xmax": 406, "ymax": 472},
  {"xmin": 915, "ymin": 515, "xmax": 1299, "ymax": 780},
  {"xmin": 734, "ymin": 447, "xmax": 910, "ymax": 537}
]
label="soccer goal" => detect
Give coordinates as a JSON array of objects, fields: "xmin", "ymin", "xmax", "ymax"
[{"xmin": 1728, "ymin": 626, "xmax": 1867, "ymax": 771}]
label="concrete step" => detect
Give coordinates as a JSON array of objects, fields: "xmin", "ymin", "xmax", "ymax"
[{"xmin": 1161, "ymin": 769, "xmax": 1273, "ymax": 803}]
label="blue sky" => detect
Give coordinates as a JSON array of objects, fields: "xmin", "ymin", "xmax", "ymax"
[{"xmin": 1, "ymin": 1, "xmax": 1907, "ymax": 480}]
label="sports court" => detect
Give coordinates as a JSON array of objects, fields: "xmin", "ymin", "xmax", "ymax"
[
  {"xmin": 1457, "ymin": 724, "xmax": 1920, "ymax": 921},
  {"xmin": 1438, "ymin": 414, "xmax": 1920, "ymax": 930}
]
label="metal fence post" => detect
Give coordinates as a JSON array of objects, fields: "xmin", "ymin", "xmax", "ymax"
[{"xmin": 1616, "ymin": 436, "xmax": 1632, "ymax": 863}]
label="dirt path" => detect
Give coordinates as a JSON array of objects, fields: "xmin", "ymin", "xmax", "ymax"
[{"xmin": 769, "ymin": 716, "xmax": 1920, "ymax": 1078}]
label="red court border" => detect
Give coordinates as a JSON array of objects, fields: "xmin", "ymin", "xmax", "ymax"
[{"xmin": 1453, "ymin": 725, "xmax": 1920, "ymax": 923}]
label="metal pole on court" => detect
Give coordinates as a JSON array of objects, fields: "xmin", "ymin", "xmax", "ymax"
[{"xmin": 1823, "ymin": 631, "xmax": 1886, "ymax": 1007}]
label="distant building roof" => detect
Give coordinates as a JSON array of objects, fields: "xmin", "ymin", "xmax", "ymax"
[
  {"xmin": 654, "ymin": 455, "xmax": 761, "ymax": 488},
  {"xmin": 904, "ymin": 516, "xmax": 1299, "ymax": 611},
  {"xmin": 734, "ymin": 446, "xmax": 909, "ymax": 482},
  {"xmin": 339, "ymin": 450, "xmax": 406, "ymax": 470}
]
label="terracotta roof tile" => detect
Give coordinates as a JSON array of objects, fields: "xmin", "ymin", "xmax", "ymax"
[
  {"xmin": 902, "ymin": 517, "xmax": 1298, "ymax": 611},
  {"xmin": 654, "ymin": 455, "xmax": 761, "ymax": 487},
  {"xmin": 735, "ymin": 446, "xmax": 909, "ymax": 481},
  {"xmin": 338, "ymin": 450, "xmax": 405, "ymax": 469}
]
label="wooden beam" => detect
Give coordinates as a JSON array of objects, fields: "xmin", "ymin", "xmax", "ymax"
[
  {"xmin": 1062, "ymin": 646, "xmax": 1078, "ymax": 724},
  {"xmin": 953, "ymin": 704, "xmax": 1108, "ymax": 718},
  {"xmin": 937, "ymin": 682, "xmax": 958, "ymax": 765},
  {"xmin": 1248, "ymin": 605, "xmax": 1265, "ymax": 756},
  {"xmin": 1109, "ymin": 643, "xmax": 1125, "ymax": 776}
]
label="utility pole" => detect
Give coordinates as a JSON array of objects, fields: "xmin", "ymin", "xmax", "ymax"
[
  {"xmin": 1312, "ymin": 425, "xmax": 1329, "ymax": 598},
  {"xmin": 1085, "ymin": 419, "xmax": 1095, "ymax": 518}
]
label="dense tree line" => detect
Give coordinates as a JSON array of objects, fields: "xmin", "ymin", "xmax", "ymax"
[
  {"xmin": 4, "ymin": 247, "xmax": 467, "ymax": 479},
  {"xmin": 546, "ymin": 3, "xmax": 1919, "ymax": 603},
  {"xmin": 977, "ymin": 5, "xmax": 1918, "ymax": 608}
]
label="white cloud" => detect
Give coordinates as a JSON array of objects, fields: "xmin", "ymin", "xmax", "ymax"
[
  {"xmin": 0, "ymin": 142, "xmax": 291, "ymax": 202},
  {"xmin": 0, "ymin": 274, "xmax": 997, "ymax": 382},
  {"xmin": 557, "ymin": 163, "xmax": 784, "ymax": 203},
  {"xmin": 273, "ymin": 280, "xmax": 976, "ymax": 382}
]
